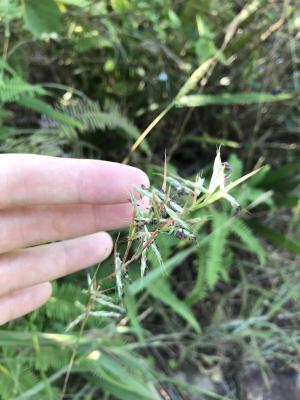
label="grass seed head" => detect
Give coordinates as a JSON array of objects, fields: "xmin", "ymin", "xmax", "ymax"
[{"xmin": 111, "ymin": 149, "xmax": 254, "ymax": 299}]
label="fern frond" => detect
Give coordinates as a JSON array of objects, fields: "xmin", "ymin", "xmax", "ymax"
[
  {"xmin": 185, "ymin": 252, "xmax": 208, "ymax": 305},
  {"xmin": 48, "ymin": 98, "xmax": 150, "ymax": 153},
  {"xmin": 18, "ymin": 96, "xmax": 82, "ymax": 128},
  {"xmin": 205, "ymin": 212, "xmax": 229, "ymax": 290},
  {"xmin": 0, "ymin": 371, "xmax": 14, "ymax": 400},
  {"xmin": 44, "ymin": 283, "xmax": 87, "ymax": 322},
  {"xmin": 230, "ymin": 218, "xmax": 266, "ymax": 265},
  {"xmin": 0, "ymin": 77, "xmax": 46, "ymax": 103},
  {"xmin": 218, "ymin": 248, "xmax": 233, "ymax": 282},
  {"xmin": 35, "ymin": 346, "xmax": 71, "ymax": 372},
  {"xmin": 0, "ymin": 366, "xmax": 39, "ymax": 399}
]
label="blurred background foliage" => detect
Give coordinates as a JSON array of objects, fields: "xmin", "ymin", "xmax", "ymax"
[{"xmin": 0, "ymin": 0, "xmax": 299, "ymax": 399}]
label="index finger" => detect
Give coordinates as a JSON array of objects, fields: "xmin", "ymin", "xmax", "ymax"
[{"xmin": 0, "ymin": 154, "xmax": 149, "ymax": 208}]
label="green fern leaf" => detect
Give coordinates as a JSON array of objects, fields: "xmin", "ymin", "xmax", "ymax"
[
  {"xmin": 230, "ymin": 218, "xmax": 266, "ymax": 265},
  {"xmin": 205, "ymin": 212, "xmax": 229, "ymax": 290},
  {"xmin": 185, "ymin": 251, "xmax": 208, "ymax": 305},
  {"xmin": 44, "ymin": 282, "xmax": 87, "ymax": 322},
  {"xmin": 54, "ymin": 98, "xmax": 150, "ymax": 154},
  {"xmin": 17, "ymin": 96, "xmax": 82, "ymax": 128},
  {"xmin": 35, "ymin": 346, "xmax": 71, "ymax": 372},
  {"xmin": 0, "ymin": 77, "xmax": 46, "ymax": 103}
]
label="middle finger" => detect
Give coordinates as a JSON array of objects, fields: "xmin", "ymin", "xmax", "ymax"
[{"xmin": 0, "ymin": 201, "xmax": 143, "ymax": 254}]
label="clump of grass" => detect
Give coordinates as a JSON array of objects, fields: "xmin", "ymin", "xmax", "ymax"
[
  {"xmin": 64, "ymin": 147, "xmax": 261, "ymax": 331},
  {"xmin": 60, "ymin": 148, "xmax": 261, "ymax": 397}
]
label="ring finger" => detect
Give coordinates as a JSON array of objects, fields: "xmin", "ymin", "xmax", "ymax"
[
  {"xmin": 0, "ymin": 282, "xmax": 52, "ymax": 326},
  {"xmin": 0, "ymin": 232, "xmax": 113, "ymax": 297}
]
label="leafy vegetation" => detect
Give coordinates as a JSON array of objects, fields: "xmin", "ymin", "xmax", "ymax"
[{"xmin": 0, "ymin": 0, "xmax": 299, "ymax": 399}]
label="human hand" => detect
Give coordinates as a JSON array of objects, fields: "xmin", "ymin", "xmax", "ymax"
[{"xmin": 0, "ymin": 154, "xmax": 148, "ymax": 325}]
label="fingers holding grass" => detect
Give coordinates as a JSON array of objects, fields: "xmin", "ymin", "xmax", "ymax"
[{"xmin": 0, "ymin": 154, "xmax": 149, "ymax": 324}]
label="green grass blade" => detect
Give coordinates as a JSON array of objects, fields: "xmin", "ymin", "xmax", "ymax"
[
  {"xmin": 248, "ymin": 221, "xmax": 300, "ymax": 256},
  {"xmin": 176, "ymin": 92, "xmax": 292, "ymax": 107},
  {"xmin": 148, "ymin": 279, "xmax": 201, "ymax": 333}
]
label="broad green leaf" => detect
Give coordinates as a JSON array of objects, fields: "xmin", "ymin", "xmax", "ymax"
[
  {"xmin": 130, "ymin": 248, "xmax": 195, "ymax": 295},
  {"xmin": 111, "ymin": 0, "xmax": 131, "ymax": 11},
  {"xmin": 195, "ymin": 15, "xmax": 219, "ymax": 63},
  {"xmin": 93, "ymin": 353, "xmax": 155, "ymax": 399},
  {"xmin": 176, "ymin": 92, "xmax": 292, "ymax": 107},
  {"xmin": 259, "ymin": 162, "xmax": 300, "ymax": 190},
  {"xmin": 124, "ymin": 288, "xmax": 144, "ymax": 342},
  {"xmin": 185, "ymin": 134, "xmax": 240, "ymax": 148},
  {"xmin": 275, "ymin": 196, "xmax": 300, "ymax": 207},
  {"xmin": 23, "ymin": 0, "xmax": 61, "ymax": 37},
  {"xmin": 100, "ymin": 378, "xmax": 153, "ymax": 400},
  {"xmin": 0, "ymin": 0, "xmax": 22, "ymax": 22},
  {"xmin": 248, "ymin": 221, "xmax": 300, "ymax": 256},
  {"xmin": 148, "ymin": 279, "xmax": 201, "ymax": 333}
]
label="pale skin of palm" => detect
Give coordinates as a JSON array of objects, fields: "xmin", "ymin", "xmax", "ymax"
[{"xmin": 0, "ymin": 154, "xmax": 149, "ymax": 325}]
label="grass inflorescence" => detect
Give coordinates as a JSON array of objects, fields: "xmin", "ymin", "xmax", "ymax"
[{"xmin": 111, "ymin": 148, "xmax": 260, "ymax": 299}]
